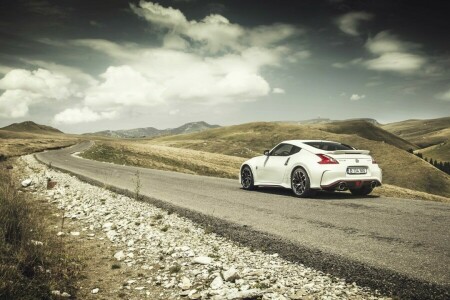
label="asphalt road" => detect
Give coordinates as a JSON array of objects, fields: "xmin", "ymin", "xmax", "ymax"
[{"xmin": 35, "ymin": 142, "xmax": 450, "ymax": 299}]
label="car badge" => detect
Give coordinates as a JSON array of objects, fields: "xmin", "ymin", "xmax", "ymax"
[{"xmin": 355, "ymin": 159, "xmax": 359, "ymax": 163}]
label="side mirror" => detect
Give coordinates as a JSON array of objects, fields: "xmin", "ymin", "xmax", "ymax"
[{"xmin": 264, "ymin": 150, "xmax": 270, "ymax": 156}]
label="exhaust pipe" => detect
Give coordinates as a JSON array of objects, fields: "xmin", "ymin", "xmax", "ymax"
[
  {"xmin": 370, "ymin": 181, "xmax": 377, "ymax": 189},
  {"xmin": 337, "ymin": 182, "xmax": 347, "ymax": 191}
]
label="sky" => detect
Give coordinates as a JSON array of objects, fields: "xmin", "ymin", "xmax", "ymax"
[{"xmin": 0, "ymin": 0, "xmax": 449, "ymax": 133}]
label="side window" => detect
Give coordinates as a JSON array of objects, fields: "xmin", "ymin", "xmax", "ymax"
[
  {"xmin": 290, "ymin": 146, "xmax": 301, "ymax": 155},
  {"xmin": 271, "ymin": 144, "xmax": 294, "ymax": 156}
]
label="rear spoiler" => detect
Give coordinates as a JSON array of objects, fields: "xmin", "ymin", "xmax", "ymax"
[{"xmin": 329, "ymin": 150, "xmax": 370, "ymax": 155}]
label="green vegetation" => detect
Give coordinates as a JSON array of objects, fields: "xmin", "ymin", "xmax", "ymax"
[{"xmin": 0, "ymin": 163, "xmax": 81, "ymax": 299}]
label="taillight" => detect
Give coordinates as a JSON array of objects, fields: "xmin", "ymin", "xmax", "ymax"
[
  {"xmin": 317, "ymin": 154, "xmax": 339, "ymax": 164},
  {"xmin": 372, "ymin": 159, "xmax": 377, "ymax": 164}
]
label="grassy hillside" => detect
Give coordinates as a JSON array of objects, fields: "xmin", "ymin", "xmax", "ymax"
[
  {"xmin": 1, "ymin": 121, "xmax": 63, "ymax": 134},
  {"xmin": 0, "ymin": 130, "xmax": 78, "ymax": 158},
  {"xmin": 95, "ymin": 122, "xmax": 450, "ymax": 198},
  {"xmin": 382, "ymin": 117, "xmax": 450, "ymax": 148},
  {"xmin": 81, "ymin": 141, "xmax": 243, "ymax": 179},
  {"xmin": 317, "ymin": 120, "xmax": 418, "ymax": 150},
  {"xmin": 417, "ymin": 142, "xmax": 450, "ymax": 162}
]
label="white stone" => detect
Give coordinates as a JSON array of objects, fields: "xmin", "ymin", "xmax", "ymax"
[
  {"xmin": 193, "ymin": 256, "xmax": 212, "ymax": 265},
  {"xmin": 223, "ymin": 267, "xmax": 239, "ymax": 282},
  {"xmin": 178, "ymin": 277, "xmax": 192, "ymax": 290},
  {"xmin": 61, "ymin": 292, "xmax": 71, "ymax": 298},
  {"xmin": 210, "ymin": 276, "xmax": 224, "ymax": 289},
  {"xmin": 91, "ymin": 288, "xmax": 99, "ymax": 294},
  {"xmin": 21, "ymin": 179, "xmax": 32, "ymax": 187},
  {"xmin": 114, "ymin": 250, "xmax": 125, "ymax": 261},
  {"xmin": 70, "ymin": 231, "xmax": 80, "ymax": 236}
]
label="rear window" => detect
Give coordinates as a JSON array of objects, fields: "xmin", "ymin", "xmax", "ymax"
[{"xmin": 304, "ymin": 142, "xmax": 353, "ymax": 151}]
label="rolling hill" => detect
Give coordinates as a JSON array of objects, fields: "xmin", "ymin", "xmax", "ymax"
[
  {"xmin": 382, "ymin": 117, "xmax": 450, "ymax": 162},
  {"xmin": 149, "ymin": 121, "xmax": 450, "ymax": 197},
  {"xmin": 1, "ymin": 121, "xmax": 63, "ymax": 134},
  {"xmin": 88, "ymin": 121, "xmax": 220, "ymax": 138},
  {"xmin": 382, "ymin": 117, "xmax": 450, "ymax": 147},
  {"xmin": 0, "ymin": 121, "xmax": 77, "ymax": 157}
]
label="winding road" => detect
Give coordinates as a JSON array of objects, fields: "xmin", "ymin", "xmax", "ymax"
[{"xmin": 35, "ymin": 142, "xmax": 450, "ymax": 299}]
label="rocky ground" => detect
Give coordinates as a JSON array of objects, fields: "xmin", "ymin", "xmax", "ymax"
[{"xmin": 19, "ymin": 154, "xmax": 390, "ymax": 300}]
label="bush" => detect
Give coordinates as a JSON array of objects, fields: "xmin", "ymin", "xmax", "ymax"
[{"xmin": 0, "ymin": 164, "xmax": 80, "ymax": 299}]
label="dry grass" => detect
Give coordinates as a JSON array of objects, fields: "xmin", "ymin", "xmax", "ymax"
[
  {"xmin": 416, "ymin": 142, "xmax": 450, "ymax": 162},
  {"xmin": 375, "ymin": 184, "xmax": 450, "ymax": 203},
  {"xmin": 0, "ymin": 130, "xmax": 79, "ymax": 158},
  {"xmin": 0, "ymin": 161, "xmax": 82, "ymax": 299},
  {"xmin": 382, "ymin": 117, "xmax": 450, "ymax": 147},
  {"xmin": 153, "ymin": 122, "xmax": 450, "ymax": 198},
  {"xmin": 80, "ymin": 141, "xmax": 244, "ymax": 179}
]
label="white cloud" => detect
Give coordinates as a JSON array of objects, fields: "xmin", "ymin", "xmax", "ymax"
[
  {"xmin": 53, "ymin": 107, "xmax": 117, "ymax": 124},
  {"xmin": 336, "ymin": 12, "xmax": 373, "ymax": 36},
  {"xmin": 273, "ymin": 88, "xmax": 285, "ymax": 94},
  {"xmin": 0, "ymin": 68, "xmax": 73, "ymax": 100},
  {"xmin": 435, "ymin": 89, "xmax": 450, "ymax": 101},
  {"xmin": 350, "ymin": 94, "xmax": 366, "ymax": 101},
  {"xmin": 0, "ymin": 90, "xmax": 40, "ymax": 118},
  {"xmin": 364, "ymin": 52, "xmax": 426, "ymax": 73},
  {"xmin": 47, "ymin": 1, "xmax": 306, "ymax": 124},
  {"xmin": 130, "ymin": 1, "xmax": 302, "ymax": 53},
  {"xmin": 84, "ymin": 65, "xmax": 164, "ymax": 108},
  {"xmin": 0, "ymin": 68, "xmax": 75, "ymax": 118},
  {"xmin": 21, "ymin": 59, "xmax": 97, "ymax": 87},
  {"xmin": 362, "ymin": 31, "xmax": 426, "ymax": 74},
  {"xmin": 365, "ymin": 31, "xmax": 419, "ymax": 55},
  {"xmin": 0, "ymin": 65, "xmax": 12, "ymax": 75}
]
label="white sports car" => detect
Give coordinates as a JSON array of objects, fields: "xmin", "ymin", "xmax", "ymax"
[{"xmin": 239, "ymin": 140, "xmax": 382, "ymax": 197}]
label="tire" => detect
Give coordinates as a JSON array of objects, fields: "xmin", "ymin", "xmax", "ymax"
[
  {"xmin": 241, "ymin": 166, "xmax": 257, "ymax": 190},
  {"xmin": 291, "ymin": 167, "xmax": 315, "ymax": 198},
  {"xmin": 350, "ymin": 186, "xmax": 373, "ymax": 196}
]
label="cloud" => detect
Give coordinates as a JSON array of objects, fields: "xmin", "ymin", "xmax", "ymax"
[
  {"xmin": 336, "ymin": 12, "xmax": 373, "ymax": 36},
  {"xmin": 130, "ymin": 1, "xmax": 302, "ymax": 53},
  {"xmin": 363, "ymin": 31, "xmax": 426, "ymax": 74},
  {"xmin": 365, "ymin": 31, "xmax": 420, "ymax": 55},
  {"xmin": 0, "ymin": 68, "xmax": 76, "ymax": 118},
  {"xmin": 435, "ymin": 89, "xmax": 450, "ymax": 101},
  {"xmin": 53, "ymin": 107, "xmax": 117, "ymax": 124},
  {"xmin": 0, "ymin": 90, "xmax": 40, "ymax": 118},
  {"xmin": 333, "ymin": 31, "xmax": 428, "ymax": 75},
  {"xmin": 0, "ymin": 65, "xmax": 13, "ymax": 75},
  {"xmin": 0, "ymin": 68, "xmax": 73, "ymax": 100},
  {"xmin": 84, "ymin": 65, "xmax": 164, "ymax": 108},
  {"xmin": 21, "ymin": 59, "xmax": 97, "ymax": 87},
  {"xmin": 273, "ymin": 88, "xmax": 285, "ymax": 94},
  {"xmin": 44, "ymin": 1, "xmax": 305, "ymax": 124},
  {"xmin": 350, "ymin": 94, "xmax": 366, "ymax": 101},
  {"xmin": 364, "ymin": 52, "xmax": 426, "ymax": 73}
]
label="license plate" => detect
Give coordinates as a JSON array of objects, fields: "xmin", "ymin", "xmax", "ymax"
[{"xmin": 347, "ymin": 167, "xmax": 367, "ymax": 174}]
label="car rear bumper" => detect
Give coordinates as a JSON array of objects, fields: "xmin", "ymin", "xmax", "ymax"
[{"xmin": 319, "ymin": 166, "xmax": 382, "ymax": 189}]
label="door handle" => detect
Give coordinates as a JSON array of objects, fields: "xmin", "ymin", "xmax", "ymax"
[{"xmin": 285, "ymin": 157, "xmax": 290, "ymax": 165}]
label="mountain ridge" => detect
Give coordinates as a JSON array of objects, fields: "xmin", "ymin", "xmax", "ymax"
[{"xmin": 87, "ymin": 121, "xmax": 220, "ymax": 138}]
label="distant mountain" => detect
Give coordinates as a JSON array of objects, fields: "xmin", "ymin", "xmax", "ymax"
[
  {"xmin": 0, "ymin": 121, "xmax": 63, "ymax": 134},
  {"xmin": 285, "ymin": 118, "xmax": 380, "ymax": 126},
  {"xmin": 88, "ymin": 121, "xmax": 220, "ymax": 138}
]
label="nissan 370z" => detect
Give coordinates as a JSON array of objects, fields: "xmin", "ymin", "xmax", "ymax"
[{"xmin": 239, "ymin": 140, "xmax": 382, "ymax": 197}]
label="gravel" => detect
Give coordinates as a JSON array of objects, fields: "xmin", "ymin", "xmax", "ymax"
[{"xmin": 20, "ymin": 154, "xmax": 390, "ymax": 299}]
